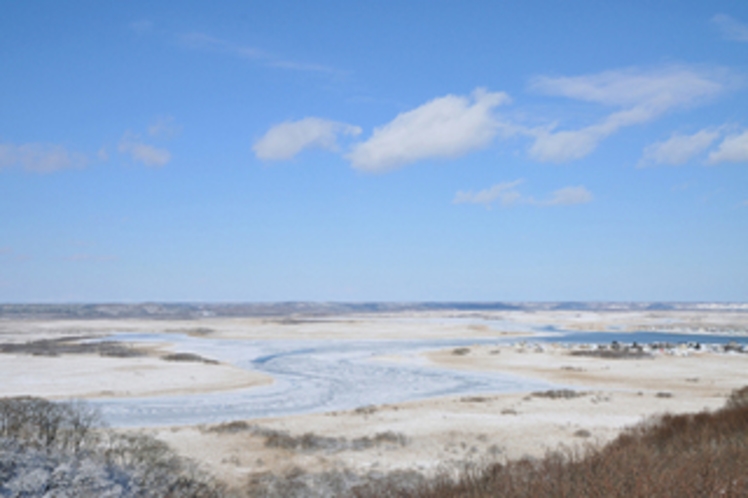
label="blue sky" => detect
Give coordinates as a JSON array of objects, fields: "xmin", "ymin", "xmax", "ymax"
[{"xmin": 1, "ymin": 0, "xmax": 747, "ymax": 302}]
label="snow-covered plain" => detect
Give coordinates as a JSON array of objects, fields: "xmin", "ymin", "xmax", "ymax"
[{"xmin": 3, "ymin": 309, "xmax": 748, "ymax": 487}]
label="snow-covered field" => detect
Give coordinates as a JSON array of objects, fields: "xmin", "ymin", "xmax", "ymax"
[{"xmin": 2, "ymin": 308, "xmax": 748, "ymax": 488}]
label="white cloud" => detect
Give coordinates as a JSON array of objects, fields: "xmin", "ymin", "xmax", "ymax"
[
  {"xmin": 528, "ymin": 105, "xmax": 656, "ymax": 162},
  {"xmin": 529, "ymin": 128, "xmax": 603, "ymax": 163},
  {"xmin": 253, "ymin": 118, "xmax": 362, "ymax": 161},
  {"xmin": 712, "ymin": 14, "xmax": 748, "ymax": 42},
  {"xmin": 0, "ymin": 142, "xmax": 87, "ymax": 173},
  {"xmin": 530, "ymin": 67, "xmax": 725, "ymax": 109},
  {"xmin": 543, "ymin": 186, "xmax": 593, "ymax": 206},
  {"xmin": 148, "ymin": 115, "xmax": 182, "ymax": 138},
  {"xmin": 707, "ymin": 131, "xmax": 748, "ymax": 164},
  {"xmin": 254, "ymin": 66, "xmax": 731, "ymax": 169},
  {"xmin": 640, "ymin": 128, "xmax": 721, "ymax": 166},
  {"xmin": 348, "ymin": 88, "xmax": 510, "ymax": 172},
  {"xmin": 453, "ymin": 180, "xmax": 524, "ymax": 207},
  {"xmin": 453, "ymin": 180, "xmax": 592, "ymax": 208},
  {"xmin": 527, "ymin": 67, "xmax": 728, "ymax": 162},
  {"xmin": 118, "ymin": 133, "xmax": 171, "ymax": 167}
]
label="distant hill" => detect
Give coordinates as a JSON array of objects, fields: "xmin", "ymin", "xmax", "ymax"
[{"xmin": 1, "ymin": 301, "xmax": 746, "ymax": 320}]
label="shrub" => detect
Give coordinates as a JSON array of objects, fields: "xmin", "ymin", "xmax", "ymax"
[
  {"xmin": 161, "ymin": 352, "xmax": 219, "ymax": 364},
  {"xmin": 531, "ymin": 389, "xmax": 584, "ymax": 399},
  {"xmin": 0, "ymin": 397, "xmax": 101, "ymax": 453},
  {"xmin": 570, "ymin": 348, "xmax": 651, "ymax": 359},
  {"xmin": 727, "ymin": 385, "xmax": 748, "ymax": 409},
  {"xmin": 360, "ymin": 388, "xmax": 748, "ymax": 498},
  {"xmin": 0, "ymin": 337, "xmax": 145, "ymax": 358},
  {"xmin": 0, "ymin": 397, "xmax": 224, "ymax": 497}
]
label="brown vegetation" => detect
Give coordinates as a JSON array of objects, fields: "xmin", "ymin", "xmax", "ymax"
[
  {"xmin": 570, "ymin": 348, "xmax": 651, "ymax": 359},
  {"xmin": 5, "ymin": 390, "xmax": 748, "ymax": 497},
  {"xmin": 531, "ymin": 389, "xmax": 585, "ymax": 400},
  {"xmin": 350, "ymin": 386, "xmax": 748, "ymax": 498},
  {"xmin": 161, "ymin": 352, "xmax": 219, "ymax": 364},
  {"xmin": 0, "ymin": 336, "xmax": 144, "ymax": 358},
  {"xmin": 207, "ymin": 422, "xmax": 408, "ymax": 453}
]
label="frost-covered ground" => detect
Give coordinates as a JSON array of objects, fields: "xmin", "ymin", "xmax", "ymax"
[{"xmin": 2, "ymin": 309, "xmax": 748, "ymax": 489}]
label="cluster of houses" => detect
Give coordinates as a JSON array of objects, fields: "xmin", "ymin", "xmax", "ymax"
[{"xmin": 511, "ymin": 339, "xmax": 748, "ymax": 356}]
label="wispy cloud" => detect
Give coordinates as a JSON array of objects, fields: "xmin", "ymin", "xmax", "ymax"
[
  {"xmin": 348, "ymin": 88, "xmax": 511, "ymax": 172},
  {"xmin": 528, "ymin": 127, "xmax": 605, "ymax": 163},
  {"xmin": 707, "ymin": 130, "xmax": 748, "ymax": 164},
  {"xmin": 453, "ymin": 180, "xmax": 593, "ymax": 208},
  {"xmin": 0, "ymin": 246, "xmax": 31, "ymax": 262},
  {"xmin": 253, "ymin": 118, "xmax": 362, "ymax": 161},
  {"xmin": 0, "ymin": 142, "xmax": 88, "ymax": 173},
  {"xmin": 129, "ymin": 19, "xmax": 154, "ymax": 34},
  {"xmin": 178, "ymin": 32, "xmax": 343, "ymax": 76},
  {"xmin": 148, "ymin": 115, "xmax": 182, "ymax": 139},
  {"xmin": 527, "ymin": 66, "xmax": 729, "ymax": 162},
  {"xmin": 544, "ymin": 186, "xmax": 594, "ymax": 206},
  {"xmin": 65, "ymin": 253, "xmax": 118, "ymax": 263},
  {"xmin": 699, "ymin": 188, "xmax": 722, "ymax": 204},
  {"xmin": 179, "ymin": 32, "xmax": 266, "ymax": 59},
  {"xmin": 118, "ymin": 133, "xmax": 171, "ymax": 167},
  {"xmin": 453, "ymin": 180, "xmax": 525, "ymax": 207},
  {"xmin": 530, "ymin": 67, "xmax": 725, "ymax": 108},
  {"xmin": 639, "ymin": 128, "xmax": 722, "ymax": 167},
  {"xmin": 712, "ymin": 14, "xmax": 748, "ymax": 42}
]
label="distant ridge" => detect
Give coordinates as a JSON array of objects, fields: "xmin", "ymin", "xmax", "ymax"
[{"xmin": 1, "ymin": 302, "xmax": 746, "ymax": 320}]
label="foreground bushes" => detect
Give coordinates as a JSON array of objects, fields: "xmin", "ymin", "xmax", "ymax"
[
  {"xmin": 0, "ymin": 397, "xmax": 223, "ymax": 497},
  {"xmin": 351, "ymin": 387, "xmax": 748, "ymax": 498},
  {"xmin": 3, "ymin": 388, "xmax": 748, "ymax": 497}
]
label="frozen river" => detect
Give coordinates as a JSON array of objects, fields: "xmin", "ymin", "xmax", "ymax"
[
  {"xmin": 93, "ymin": 333, "xmax": 556, "ymax": 427},
  {"xmin": 90, "ymin": 329, "xmax": 748, "ymax": 427}
]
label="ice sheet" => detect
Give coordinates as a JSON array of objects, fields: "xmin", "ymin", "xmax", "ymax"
[{"xmin": 92, "ymin": 334, "xmax": 556, "ymax": 427}]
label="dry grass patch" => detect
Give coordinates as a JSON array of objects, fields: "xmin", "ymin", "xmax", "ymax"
[
  {"xmin": 0, "ymin": 336, "xmax": 145, "ymax": 358},
  {"xmin": 351, "ymin": 386, "xmax": 748, "ymax": 498},
  {"xmin": 161, "ymin": 352, "xmax": 219, "ymax": 364}
]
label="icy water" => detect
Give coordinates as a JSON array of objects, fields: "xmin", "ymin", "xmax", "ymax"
[
  {"xmin": 93, "ymin": 334, "xmax": 554, "ymax": 427},
  {"xmin": 542, "ymin": 331, "xmax": 748, "ymax": 345},
  {"xmin": 92, "ymin": 330, "xmax": 747, "ymax": 427}
]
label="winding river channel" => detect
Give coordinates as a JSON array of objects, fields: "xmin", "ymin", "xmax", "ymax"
[
  {"xmin": 92, "ymin": 333, "xmax": 555, "ymax": 427},
  {"xmin": 91, "ymin": 330, "xmax": 748, "ymax": 427}
]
